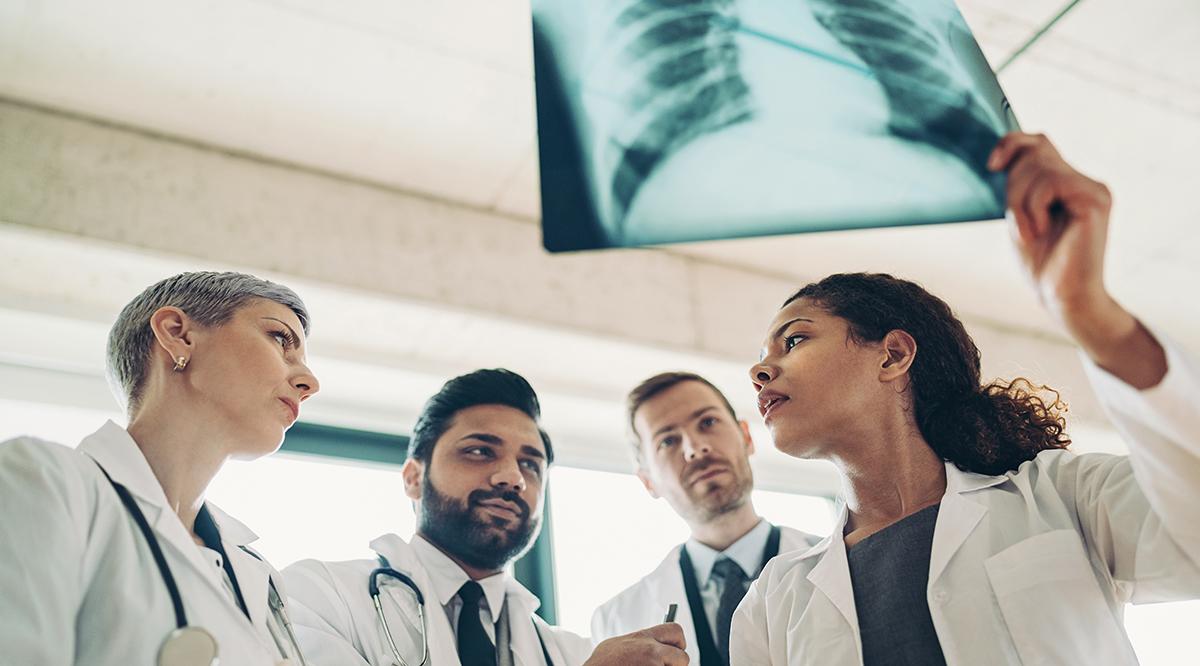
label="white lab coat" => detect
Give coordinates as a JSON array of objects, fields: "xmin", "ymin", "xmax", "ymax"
[
  {"xmin": 282, "ymin": 533, "xmax": 594, "ymax": 666},
  {"xmin": 732, "ymin": 336, "xmax": 1200, "ymax": 665},
  {"xmin": 590, "ymin": 525, "xmax": 818, "ymax": 664},
  {"xmin": 0, "ymin": 421, "xmax": 294, "ymax": 666}
]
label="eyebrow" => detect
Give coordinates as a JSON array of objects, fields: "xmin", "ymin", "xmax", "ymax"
[
  {"xmin": 651, "ymin": 406, "xmax": 721, "ymax": 439},
  {"xmin": 771, "ymin": 317, "xmax": 814, "ymax": 342},
  {"xmin": 262, "ymin": 317, "xmax": 301, "ymax": 346}
]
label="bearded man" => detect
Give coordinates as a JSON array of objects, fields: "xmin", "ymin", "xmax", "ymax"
[{"xmin": 285, "ymin": 369, "xmax": 687, "ymax": 666}]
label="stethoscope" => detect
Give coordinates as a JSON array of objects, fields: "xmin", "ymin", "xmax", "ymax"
[
  {"xmin": 97, "ymin": 463, "xmax": 309, "ymax": 666},
  {"xmin": 367, "ymin": 553, "xmax": 556, "ymax": 666},
  {"xmin": 369, "ymin": 554, "xmax": 429, "ymax": 666}
]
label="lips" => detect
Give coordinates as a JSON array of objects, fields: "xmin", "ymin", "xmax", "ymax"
[
  {"xmin": 278, "ymin": 397, "xmax": 299, "ymax": 423},
  {"xmin": 757, "ymin": 390, "xmax": 789, "ymax": 419},
  {"xmin": 475, "ymin": 498, "xmax": 524, "ymax": 521}
]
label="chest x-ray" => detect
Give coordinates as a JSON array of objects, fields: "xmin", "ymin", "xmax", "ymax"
[{"xmin": 533, "ymin": 0, "xmax": 1019, "ymax": 252}]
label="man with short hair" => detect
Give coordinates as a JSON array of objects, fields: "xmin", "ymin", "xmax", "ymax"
[
  {"xmin": 284, "ymin": 368, "xmax": 686, "ymax": 666},
  {"xmin": 591, "ymin": 372, "xmax": 821, "ymax": 666}
]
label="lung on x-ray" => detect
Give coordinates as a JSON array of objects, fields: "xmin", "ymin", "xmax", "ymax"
[{"xmin": 532, "ymin": 0, "xmax": 1019, "ymax": 252}]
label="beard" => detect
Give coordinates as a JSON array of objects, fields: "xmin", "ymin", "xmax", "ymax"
[
  {"xmin": 418, "ymin": 472, "xmax": 541, "ymax": 571},
  {"xmin": 685, "ymin": 458, "xmax": 755, "ymax": 523}
]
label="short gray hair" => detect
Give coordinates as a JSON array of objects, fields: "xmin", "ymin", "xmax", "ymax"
[{"xmin": 106, "ymin": 271, "xmax": 310, "ymax": 413}]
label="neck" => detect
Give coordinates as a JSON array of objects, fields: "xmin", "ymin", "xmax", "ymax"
[
  {"xmin": 834, "ymin": 422, "xmax": 946, "ymax": 537},
  {"xmin": 417, "ymin": 531, "xmax": 505, "ymax": 581},
  {"xmin": 688, "ymin": 501, "xmax": 762, "ymax": 552},
  {"xmin": 126, "ymin": 403, "xmax": 230, "ymax": 537}
]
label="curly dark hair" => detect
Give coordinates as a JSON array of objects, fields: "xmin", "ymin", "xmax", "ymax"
[{"xmin": 786, "ymin": 273, "xmax": 1070, "ymax": 475}]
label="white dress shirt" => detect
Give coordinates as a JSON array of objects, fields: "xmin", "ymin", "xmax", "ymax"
[
  {"xmin": 683, "ymin": 518, "xmax": 773, "ymax": 633},
  {"xmin": 410, "ymin": 535, "xmax": 509, "ymax": 646}
]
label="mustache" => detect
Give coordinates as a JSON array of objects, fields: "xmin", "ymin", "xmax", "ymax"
[
  {"xmin": 467, "ymin": 487, "xmax": 531, "ymax": 520},
  {"xmin": 684, "ymin": 457, "xmax": 730, "ymax": 484}
]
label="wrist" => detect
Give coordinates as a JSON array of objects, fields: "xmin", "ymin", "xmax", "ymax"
[{"xmin": 1055, "ymin": 290, "xmax": 1134, "ymax": 364}]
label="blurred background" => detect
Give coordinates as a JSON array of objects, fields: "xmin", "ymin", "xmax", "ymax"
[{"xmin": 1, "ymin": 1, "xmax": 1197, "ymax": 659}]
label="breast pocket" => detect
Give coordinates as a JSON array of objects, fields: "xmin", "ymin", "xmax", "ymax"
[{"xmin": 984, "ymin": 529, "xmax": 1135, "ymax": 665}]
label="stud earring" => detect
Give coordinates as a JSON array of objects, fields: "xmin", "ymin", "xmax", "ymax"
[{"xmin": 173, "ymin": 355, "xmax": 189, "ymax": 372}]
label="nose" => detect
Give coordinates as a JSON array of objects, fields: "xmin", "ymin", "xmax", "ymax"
[
  {"xmin": 749, "ymin": 361, "xmax": 778, "ymax": 391},
  {"xmin": 491, "ymin": 459, "xmax": 527, "ymax": 493},
  {"xmin": 293, "ymin": 362, "xmax": 321, "ymax": 401},
  {"xmin": 682, "ymin": 435, "xmax": 711, "ymax": 462}
]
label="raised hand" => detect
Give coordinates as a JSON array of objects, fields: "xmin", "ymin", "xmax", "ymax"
[{"xmin": 988, "ymin": 132, "xmax": 1166, "ymax": 388}]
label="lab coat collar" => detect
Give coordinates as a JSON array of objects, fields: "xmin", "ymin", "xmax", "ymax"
[
  {"xmin": 78, "ymin": 420, "xmax": 171, "ymax": 520},
  {"xmin": 801, "ymin": 463, "xmax": 1008, "ymax": 639},
  {"xmin": 78, "ymin": 420, "xmax": 269, "ymax": 627},
  {"xmin": 928, "ymin": 462, "xmax": 1006, "ymax": 584}
]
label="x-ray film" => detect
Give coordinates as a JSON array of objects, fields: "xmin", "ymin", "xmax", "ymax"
[{"xmin": 533, "ymin": 0, "xmax": 1019, "ymax": 252}]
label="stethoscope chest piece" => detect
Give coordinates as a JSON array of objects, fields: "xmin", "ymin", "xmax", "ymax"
[{"xmin": 157, "ymin": 626, "xmax": 219, "ymax": 666}]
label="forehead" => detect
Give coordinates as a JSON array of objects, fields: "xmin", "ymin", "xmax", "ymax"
[
  {"xmin": 634, "ymin": 381, "xmax": 727, "ymax": 433},
  {"xmin": 763, "ymin": 298, "xmax": 832, "ymax": 340},
  {"xmin": 439, "ymin": 404, "xmax": 545, "ymax": 454}
]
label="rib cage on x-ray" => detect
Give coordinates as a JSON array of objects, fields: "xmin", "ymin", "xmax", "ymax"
[
  {"xmin": 591, "ymin": 0, "xmax": 757, "ymax": 233},
  {"xmin": 808, "ymin": 0, "xmax": 1004, "ymax": 194},
  {"xmin": 586, "ymin": 0, "xmax": 1007, "ymax": 238}
]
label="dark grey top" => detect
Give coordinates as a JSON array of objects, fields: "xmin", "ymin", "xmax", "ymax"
[{"xmin": 846, "ymin": 503, "xmax": 947, "ymax": 666}]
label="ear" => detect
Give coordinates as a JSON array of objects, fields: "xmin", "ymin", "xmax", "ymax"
[
  {"xmin": 401, "ymin": 458, "xmax": 424, "ymax": 502},
  {"xmin": 148, "ymin": 306, "xmax": 195, "ymax": 367},
  {"xmin": 738, "ymin": 419, "xmax": 756, "ymax": 456},
  {"xmin": 636, "ymin": 467, "xmax": 660, "ymax": 499},
  {"xmin": 879, "ymin": 329, "xmax": 917, "ymax": 383}
]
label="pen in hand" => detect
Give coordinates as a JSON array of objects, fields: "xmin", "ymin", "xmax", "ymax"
[{"xmin": 663, "ymin": 603, "xmax": 678, "ymax": 623}]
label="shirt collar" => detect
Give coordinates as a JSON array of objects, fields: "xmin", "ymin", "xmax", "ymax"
[
  {"xmin": 412, "ymin": 535, "xmax": 508, "ymax": 615},
  {"xmin": 684, "ymin": 518, "xmax": 772, "ymax": 583}
]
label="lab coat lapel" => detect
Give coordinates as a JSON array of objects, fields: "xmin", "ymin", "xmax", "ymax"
[
  {"xmin": 371, "ymin": 534, "xmax": 463, "ymax": 666},
  {"xmin": 647, "ymin": 546, "xmax": 700, "ymax": 664},
  {"xmin": 928, "ymin": 463, "xmax": 1006, "ymax": 585},
  {"xmin": 805, "ymin": 506, "xmax": 859, "ymax": 639},
  {"xmin": 505, "ymin": 582, "xmax": 544, "ymax": 666},
  {"xmin": 77, "ymin": 421, "xmax": 234, "ymax": 604},
  {"xmin": 211, "ymin": 505, "xmax": 271, "ymax": 630}
]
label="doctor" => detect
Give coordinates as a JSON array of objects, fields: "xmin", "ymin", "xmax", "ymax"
[
  {"xmin": 591, "ymin": 372, "xmax": 819, "ymax": 665},
  {"xmin": 0, "ymin": 271, "xmax": 321, "ymax": 665},
  {"xmin": 733, "ymin": 133, "xmax": 1200, "ymax": 664},
  {"xmin": 283, "ymin": 368, "xmax": 688, "ymax": 666}
]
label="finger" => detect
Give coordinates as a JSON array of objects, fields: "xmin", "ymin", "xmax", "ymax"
[
  {"xmin": 1026, "ymin": 177, "xmax": 1060, "ymax": 239},
  {"xmin": 1003, "ymin": 147, "xmax": 1043, "ymax": 243},
  {"xmin": 659, "ymin": 645, "xmax": 691, "ymax": 666},
  {"xmin": 988, "ymin": 132, "xmax": 1060, "ymax": 173},
  {"xmin": 641, "ymin": 622, "xmax": 687, "ymax": 650}
]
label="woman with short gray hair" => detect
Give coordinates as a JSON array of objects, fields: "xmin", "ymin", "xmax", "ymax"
[{"xmin": 0, "ymin": 271, "xmax": 320, "ymax": 666}]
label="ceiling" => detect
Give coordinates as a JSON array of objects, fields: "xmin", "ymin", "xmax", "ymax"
[{"xmin": 2, "ymin": 1, "xmax": 1196, "ymax": 345}]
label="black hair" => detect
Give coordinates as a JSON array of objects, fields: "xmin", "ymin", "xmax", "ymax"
[
  {"xmin": 406, "ymin": 368, "xmax": 554, "ymax": 465},
  {"xmin": 786, "ymin": 273, "xmax": 1070, "ymax": 475}
]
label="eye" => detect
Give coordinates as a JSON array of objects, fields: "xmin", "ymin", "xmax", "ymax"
[
  {"xmin": 270, "ymin": 329, "xmax": 297, "ymax": 350},
  {"xmin": 519, "ymin": 458, "xmax": 544, "ymax": 477},
  {"xmin": 699, "ymin": 416, "xmax": 719, "ymax": 430},
  {"xmin": 464, "ymin": 446, "xmax": 494, "ymax": 459},
  {"xmin": 658, "ymin": 434, "xmax": 681, "ymax": 449},
  {"xmin": 784, "ymin": 334, "xmax": 807, "ymax": 351}
]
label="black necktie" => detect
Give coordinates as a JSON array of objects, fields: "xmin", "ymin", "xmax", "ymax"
[
  {"xmin": 713, "ymin": 557, "xmax": 750, "ymax": 666},
  {"xmin": 456, "ymin": 581, "xmax": 496, "ymax": 666},
  {"xmin": 808, "ymin": 0, "xmax": 1004, "ymax": 195}
]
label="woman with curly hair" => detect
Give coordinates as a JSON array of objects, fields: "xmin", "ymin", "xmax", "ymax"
[{"xmin": 733, "ymin": 133, "xmax": 1199, "ymax": 665}]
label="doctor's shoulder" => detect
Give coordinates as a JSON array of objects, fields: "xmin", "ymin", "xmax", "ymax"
[
  {"xmin": 282, "ymin": 556, "xmax": 381, "ymax": 628},
  {"xmin": 0, "ymin": 435, "xmax": 112, "ymax": 525}
]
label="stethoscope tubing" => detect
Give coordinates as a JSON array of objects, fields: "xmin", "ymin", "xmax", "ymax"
[{"xmin": 369, "ymin": 557, "xmax": 429, "ymax": 666}]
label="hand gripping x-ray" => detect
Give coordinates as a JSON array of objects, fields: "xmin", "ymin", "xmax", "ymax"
[{"xmin": 532, "ymin": 0, "xmax": 1019, "ymax": 252}]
